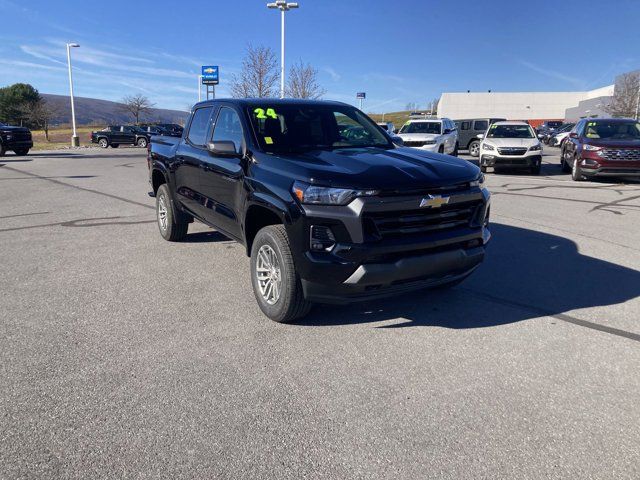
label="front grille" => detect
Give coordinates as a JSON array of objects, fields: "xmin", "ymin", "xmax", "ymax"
[
  {"xmin": 403, "ymin": 141, "xmax": 429, "ymax": 147},
  {"xmin": 600, "ymin": 148, "xmax": 640, "ymax": 161},
  {"xmin": 7, "ymin": 132, "xmax": 31, "ymax": 141},
  {"xmin": 363, "ymin": 200, "xmax": 483, "ymax": 240},
  {"xmin": 497, "ymin": 147, "xmax": 527, "ymax": 156}
]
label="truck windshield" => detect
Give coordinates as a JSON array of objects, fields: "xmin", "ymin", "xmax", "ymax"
[
  {"xmin": 487, "ymin": 124, "xmax": 535, "ymax": 138},
  {"xmin": 584, "ymin": 121, "xmax": 640, "ymax": 140},
  {"xmin": 247, "ymin": 103, "xmax": 392, "ymax": 152},
  {"xmin": 399, "ymin": 122, "xmax": 441, "ymax": 134}
]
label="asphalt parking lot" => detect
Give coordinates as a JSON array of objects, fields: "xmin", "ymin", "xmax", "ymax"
[{"xmin": 1, "ymin": 147, "xmax": 639, "ymax": 479}]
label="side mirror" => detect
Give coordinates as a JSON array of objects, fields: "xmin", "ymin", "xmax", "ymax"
[
  {"xmin": 476, "ymin": 133, "xmax": 484, "ymax": 139},
  {"xmin": 393, "ymin": 128, "xmax": 399, "ymax": 134},
  {"xmin": 443, "ymin": 128, "xmax": 452, "ymax": 134},
  {"xmin": 391, "ymin": 135, "xmax": 404, "ymax": 146},
  {"xmin": 569, "ymin": 132, "xmax": 578, "ymax": 139},
  {"xmin": 207, "ymin": 140, "xmax": 240, "ymax": 156}
]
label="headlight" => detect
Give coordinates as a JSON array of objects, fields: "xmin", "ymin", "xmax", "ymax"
[
  {"xmin": 583, "ymin": 144, "xmax": 602, "ymax": 151},
  {"xmin": 292, "ymin": 181, "xmax": 378, "ymax": 206},
  {"xmin": 529, "ymin": 143, "xmax": 542, "ymax": 151},
  {"xmin": 5, "ymin": 134, "xmax": 12, "ymax": 140},
  {"xmin": 482, "ymin": 143, "xmax": 494, "ymax": 151},
  {"xmin": 470, "ymin": 173, "xmax": 485, "ymax": 188}
]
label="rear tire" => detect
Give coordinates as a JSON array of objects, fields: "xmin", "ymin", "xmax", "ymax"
[
  {"xmin": 250, "ymin": 225, "xmax": 312, "ymax": 323},
  {"xmin": 137, "ymin": 137, "xmax": 148, "ymax": 148},
  {"xmin": 561, "ymin": 148, "xmax": 572, "ymax": 173},
  {"xmin": 469, "ymin": 140, "xmax": 480, "ymax": 157},
  {"xmin": 14, "ymin": 148, "xmax": 29, "ymax": 156},
  {"xmin": 98, "ymin": 138, "xmax": 109, "ymax": 148},
  {"xmin": 156, "ymin": 184, "xmax": 188, "ymax": 241},
  {"xmin": 571, "ymin": 155, "xmax": 585, "ymax": 181}
]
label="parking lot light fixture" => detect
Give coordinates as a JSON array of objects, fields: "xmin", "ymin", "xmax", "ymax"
[
  {"xmin": 66, "ymin": 43, "xmax": 80, "ymax": 147},
  {"xmin": 267, "ymin": 1, "xmax": 299, "ymax": 99}
]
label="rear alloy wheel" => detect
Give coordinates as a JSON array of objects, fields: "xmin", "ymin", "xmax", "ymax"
[
  {"xmin": 98, "ymin": 138, "xmax": 108, "ymax": 148},
  {"xmin": 156, "ymin": 184, "xmax": 188, "ymax": 241},
  {"xmin": 137, "ymin": 137, "xmax": 148, "ymax": 148},
  {"xmin": 469, "ymin": 140, "xmax": 480, "ymax": 157},
  {"xmin": 571, "ymin": 155, "xmax": 585, "ymax": 181},
  {"xmin": 250, "ymin": 225, "xmax": 311, "ymax": 323}
]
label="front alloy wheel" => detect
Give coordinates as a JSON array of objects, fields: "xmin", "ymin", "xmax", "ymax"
[
  {"xmin": 571, "ymin": 155, "xmax": 585, "ymax": 181},
  {"xmin": 256, "ymin": 245, "xmax": 281, "ymax": 305},
  {"xmin": 98, "ymin": 138, "xmax": 108, "ymax": 148},
  {"xmin": 469, "ymin": 140, "xmax": 480, "ymax": 157},
  {"xmin": 137, "ymin": 138, "xmax": 148, "ymax": 148}
]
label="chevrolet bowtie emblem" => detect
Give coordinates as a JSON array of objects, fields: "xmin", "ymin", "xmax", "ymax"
[{"xmin": 420, "ymin": 194, "xmax": 450, "ymax": 208}]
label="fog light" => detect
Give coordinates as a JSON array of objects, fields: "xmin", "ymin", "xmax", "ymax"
[{"xmin": 310, "ymin": 225, "xmax": 336, "ymax": 251}]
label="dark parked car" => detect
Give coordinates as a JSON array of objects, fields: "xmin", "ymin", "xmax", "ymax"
[
  {"xmin": 454, "ymin": 118, "xmax": 505, "ymax": 157},
  {"xmin": 0, "ymin": 122, "xmax": 33, "ymax": 156},
  {"xmin": 90, "ymin": 125, "xmax": 151, "ymax": 148},
  {"xmin": 561, "ymin": 118, "xmax": 640, "ymax": 181},
  {"xmin": 154, "ymin": 123, "xmax": 184, "ymax": 137},
  {"xmin": 148, "ymin": 99, "xmax": 491, "ymax": 323},
  {"xmin": 137, "ymin": 125, "xmax": 170, "ymax": 136},
  {"xmin": 536, "ymin": 120, "xmax": 564, "ymax": 139}
]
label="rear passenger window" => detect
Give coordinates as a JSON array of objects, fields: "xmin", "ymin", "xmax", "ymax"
[
  {"xmin": 188, "ymin": 107, "xmax": 213, "ymax": 146},
  {"xmin": 461, "ymin": 121, "xmax": 471, "ymax": 130},
  {"xmin": 474, "ymin": 120, "xmax": 488, "ymax": 131}
]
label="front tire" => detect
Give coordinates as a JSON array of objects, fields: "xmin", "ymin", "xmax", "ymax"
[
  {"xmin": 0, "ymin": 144, "xmax": 5, "ymax": 157},
  {"xmin": 468, "ymin": 140, "xmax": 480, "ymax": 157},
  {"xmin": 156, "ymin": 184, "xmax": 188, "ymax": 241},
  {"xmin": 137, "ymin": 137, "xmax": 148, "ymax": 148},
  {"xmin": 250, "ymin": 225, "xmax": 311, "ymax": 323},
  {"xmin": 452, "ymin": 142, "xmax": 459, "ymax": 156},
  {"xmin": 14, "ymin": 148, "xmax": 29, "ymax": 156},
  {"xmin": 571, "ymin": 155, "xmax": 585, "ymax": 181},
  {"xmin": 530, "ymin": 159, "xmax": 541, "ymax": 175},
  {"xmin": 111, "ymin": 144, "xmax": 119, "ymax": 148},
  {"xmin": 561, "ymin": 148, "xmax": 572, "ymax": 173}
]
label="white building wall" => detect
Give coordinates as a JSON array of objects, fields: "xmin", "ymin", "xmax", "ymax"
[{"xmin": 438, "ymin": 86, "xmax": 614, "ymax": 120}]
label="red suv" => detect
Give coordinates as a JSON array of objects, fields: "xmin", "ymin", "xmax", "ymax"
[{"xmin": 561, "ymin": 118, "xmax": 640, "ymax": 181}]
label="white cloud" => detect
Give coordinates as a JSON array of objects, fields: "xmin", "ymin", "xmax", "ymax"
[
  {"xmin": 323, "ymin": 67, "xmax": 341, "ymax": 82},
  {"xmin": 518, "ymin": 60, "xmax": 586, "ymax": 90}
]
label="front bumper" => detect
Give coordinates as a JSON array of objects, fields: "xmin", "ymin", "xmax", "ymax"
[
  {"xmin": 288, "ymin": 187, "xmax": 491, "ymax": 304},
  {"xmin": 579, "ymin": 153, "xmax": 640, "ymax": 177},
  {"xmin": 481, "ymin": 154, "xmax": 541, "ymax": 168},
  {"xmin": 5, "ymin": 140, "xmax": 33, "ymax": 150}
]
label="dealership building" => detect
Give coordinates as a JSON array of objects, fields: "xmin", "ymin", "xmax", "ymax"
[{"xmin": 437, "ymin": 84, "xmax": 614, "ymax": 127}]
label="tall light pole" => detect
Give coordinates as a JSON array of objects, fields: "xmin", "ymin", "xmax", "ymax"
[
  {"xmin": 267, "ymin": 1, "xmax": 298, "ymax": 99},
  {"xmin": 198, "ymin": 75, "xmax": 202, "ymax": 102},
  {"xmin": 66, "ymin": 43, "xmax": 80, "ymax": 147}
]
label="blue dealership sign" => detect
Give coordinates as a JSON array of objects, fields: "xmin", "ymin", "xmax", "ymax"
[
  {"xmin": 201, "ymin": 66, "xmax": 219, "ymax": 85},
  {"xmin": 356, "ymin": 92, "xmax": 366, "ymax": 99}
]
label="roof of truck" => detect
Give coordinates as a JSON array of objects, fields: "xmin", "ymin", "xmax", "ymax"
[{"xmin": 193, "ymin": 98, "xmax": 350, "ymax": 109}]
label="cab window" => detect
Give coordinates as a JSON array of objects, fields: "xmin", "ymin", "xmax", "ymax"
[
  {"xmin": 187, "ymin": 107, "xmax": 213, "ymax": 146},
  {"xmin": 211, "ymin": 107, "xmax": 244, "ymax": 153}
]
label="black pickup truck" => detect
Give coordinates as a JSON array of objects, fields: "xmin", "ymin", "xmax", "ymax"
[
  {"xmin": 0, "ymin": 122, "xmax": 33, "ymax": 156},
  {"xmin": 148, "ymin": 99, "xmax": 491, "ymax": 322},
  {"xmin": 90, "ymin": 125, "xmax": 151, "ymax": 148}
]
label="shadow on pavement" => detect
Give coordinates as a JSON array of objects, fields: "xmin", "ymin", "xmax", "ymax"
[{"xmin": 298, "ymin": 223, "xmax": 640, "ymax": 329}]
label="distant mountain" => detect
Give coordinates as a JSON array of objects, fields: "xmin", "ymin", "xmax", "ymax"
[{"xmin": 42, "ymin": 93, "xmax": 189, "ymax": 126}]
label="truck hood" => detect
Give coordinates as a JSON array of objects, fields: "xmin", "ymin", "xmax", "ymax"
[
  {"xmin": 0, "ymin": 125, "xmax": 30, "ymax": 134},
  {"xmin": 259, "ymin": 146, "xmax": 479, "ymax": 191},
  {"xmin": 482, "ymin": 137, "xmax": 539, "ymax": 148}
]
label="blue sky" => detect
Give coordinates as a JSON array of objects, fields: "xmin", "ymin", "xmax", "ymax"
[{"xmin": 0, "ymin": 0, "xmax": 638, "ymax": 113}]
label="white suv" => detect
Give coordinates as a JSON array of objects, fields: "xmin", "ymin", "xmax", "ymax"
[
  {"xmin": 479, "ymin": 121, "xmax": 543, "ymax": 174},
  {"xmin": 396, "ymin": 118, "xmax": 459, "ymax": 155}
]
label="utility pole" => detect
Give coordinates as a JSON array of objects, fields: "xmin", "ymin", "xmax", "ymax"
[
  {"xmin": 198, "ymin": 75, "xmax": 202, "ymax": 102},
  {"xmin": 66, "ymin": 43, "xmax": 80, "ymax": 147},
  {"xmin": 267, "ymin": 1, "xmax": 299, "ymax": 99}
]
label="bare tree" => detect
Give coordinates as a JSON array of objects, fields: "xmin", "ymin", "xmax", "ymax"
[
  {"xmin": 428, "ymin": 97, "xmax": 440, "ymax": 115},
  {"xmin": 18, "ymin": 98, "xmax": 60, "ymax": 141},
  {"xmin": 119, "ymin": 94, "xmax": 155, "ymax": 124},
  {"xmin": 230, "ymin": 45, "xmax": 279, "ymax": 98},
  {"xmin": 606, "ymin": 72, "xmax": 640, "ymax": 119},
  {"xmin": 285, "ymin": 61, "xmax": 325, "ymax": 99},
  {"xmin": 405, "ymin": 102, "xmax": 419, "ymax": 112}
]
